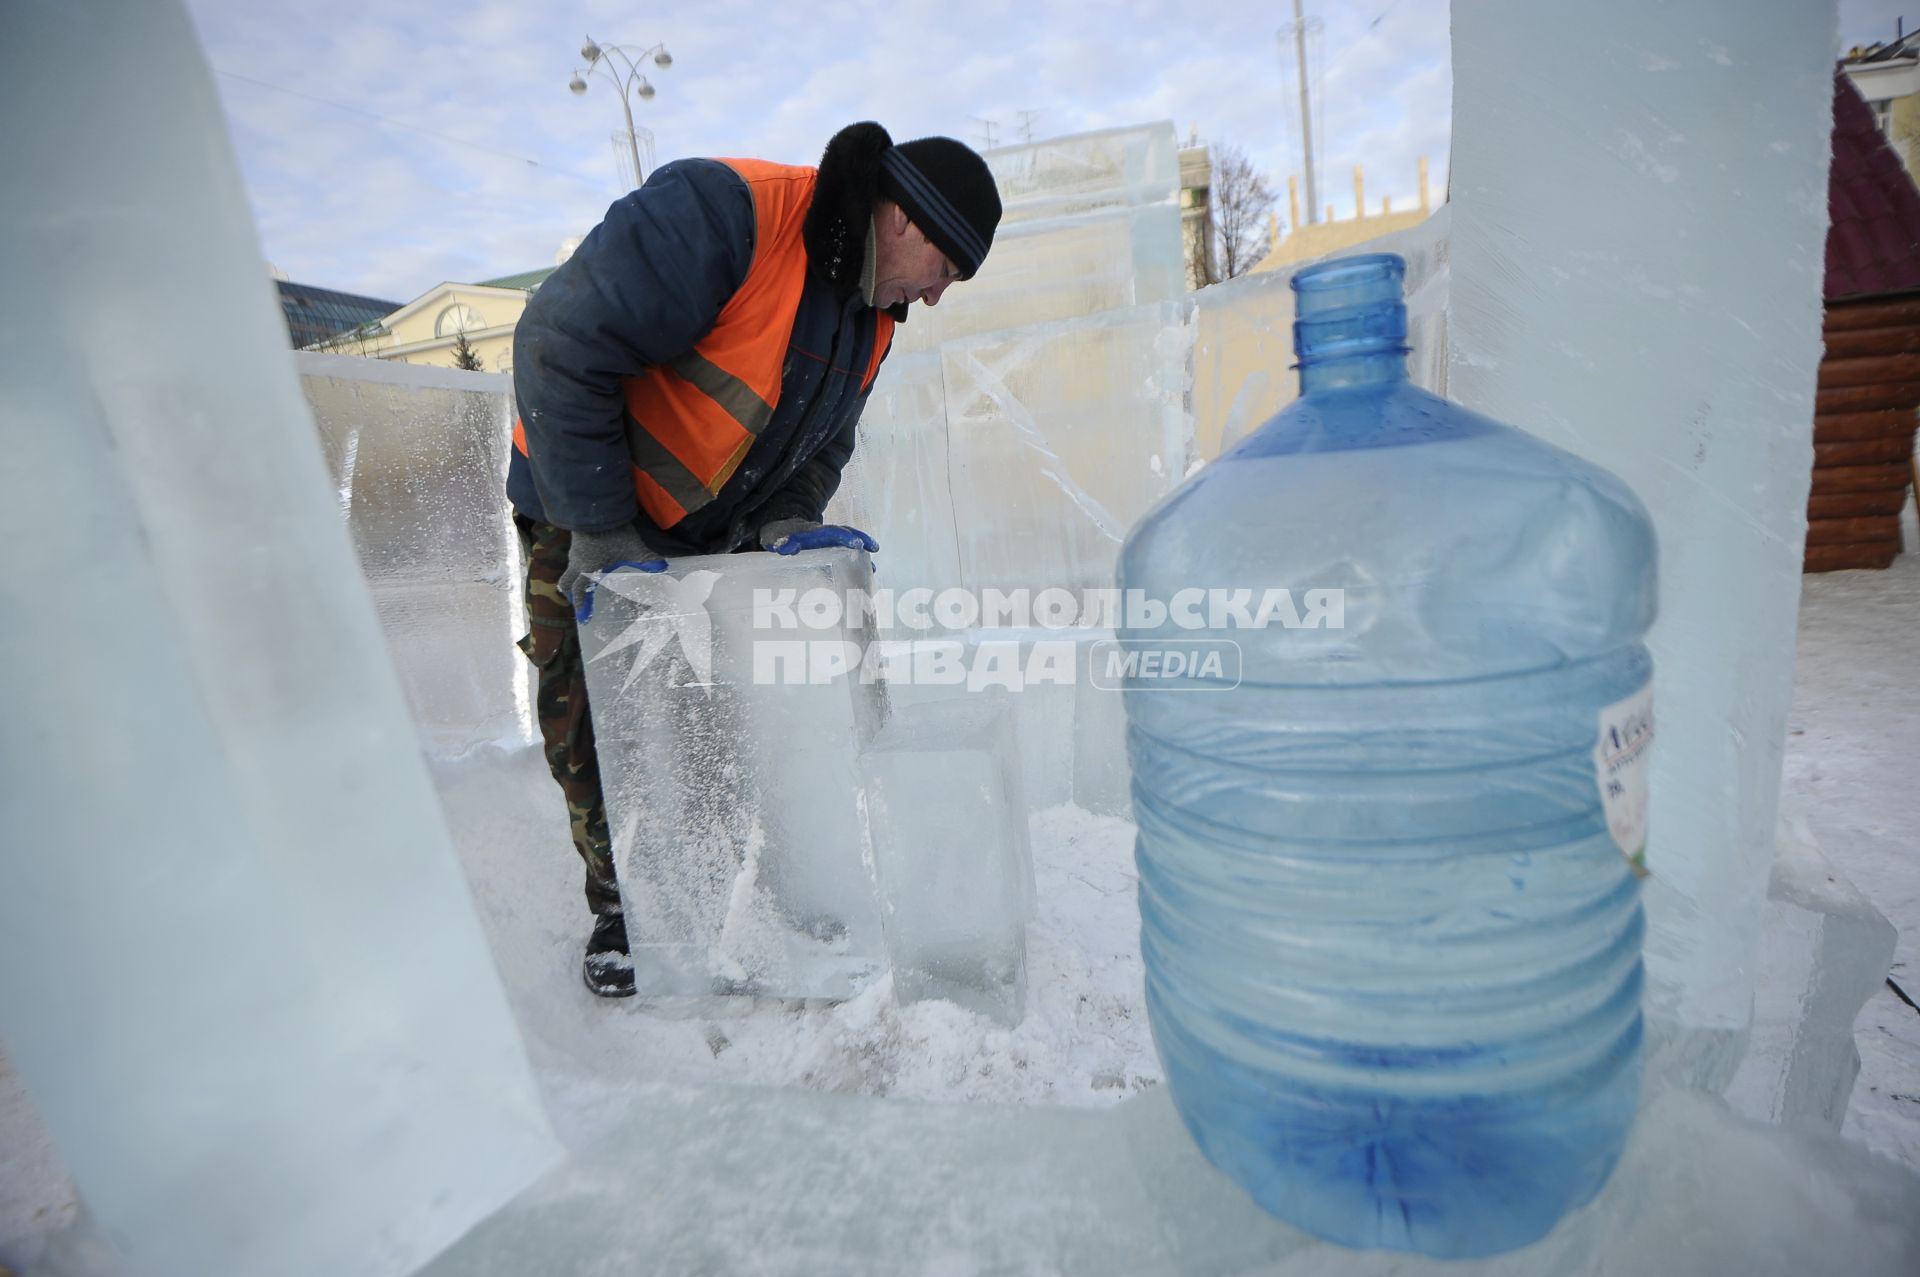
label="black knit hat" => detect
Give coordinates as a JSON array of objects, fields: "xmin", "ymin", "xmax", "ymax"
[{"xmin": 877, "ymin": 137, "xmax": 1002, "ymax": 279}]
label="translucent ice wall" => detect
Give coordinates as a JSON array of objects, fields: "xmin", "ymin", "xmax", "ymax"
[
  {"xmin": 831, "ymin": 124, "xmax": 1192, "ymax": 602},
  {"xmin": 862, "ymin": 695, "xmax": 1036, "ymax": 1024},
  {"xmin": 577, "ymin": 550, "xmax": 891, "ymax": 1001},
  {"xmin": 1447, "ymin": 0, "xmax": 1836, "ymax": 1082},
  {"xmin": 1724, "ymin": 816, "xmax": 1898, "ymax": 1127},
  {"xmin": 298, "ymin": 354, "xmax": 533, "ymax": 753},
  {"xmin": 418, "ymin": 1075, "xmax": 1920, "ymax": 1277},
  {"xmin": 0, "ymin": 5, "xmax": 561, "ymax": 1276},
  {"xmin": 829, "ymin": 131, "xmax": 1446, "ymax": 821},
  {"xmin": 892, "ymin": 123, "xmax": 1186, "ymax": 355}
]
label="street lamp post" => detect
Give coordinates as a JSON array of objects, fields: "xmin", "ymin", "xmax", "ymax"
[{"xmin": 568, "ymin": 35, "xmax": 674, "ymax": 189}]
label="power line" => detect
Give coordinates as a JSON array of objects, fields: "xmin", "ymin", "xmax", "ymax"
[{"xmin": 1320, "ymin": 0, "xmax": 1411, "ymax": 85}]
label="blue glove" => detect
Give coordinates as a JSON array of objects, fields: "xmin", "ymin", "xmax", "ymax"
[
  {"xmin": 558, "ymin": 526, "xmax": 668, "ymax": 624},
  {"xmin": 572, "ymin": 558, "xmax": 668, "ymax": 624},
  {"xmin": 758, "ymin": 518, "xmax": 879, "ymax": 556}
]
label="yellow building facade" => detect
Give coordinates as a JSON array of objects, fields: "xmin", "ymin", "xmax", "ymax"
[
  {"xmin": 312, "ymin": 269, "xmax": 555, "ymax": 373},
  {"xmin": 1254, "ymin": 157, "xmax": 1437, "ymax": 273}
]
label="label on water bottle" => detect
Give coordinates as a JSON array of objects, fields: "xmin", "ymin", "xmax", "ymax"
[{"xmin": 1594, "ymin": 682, "xmax": 1654, "ymax": 878}]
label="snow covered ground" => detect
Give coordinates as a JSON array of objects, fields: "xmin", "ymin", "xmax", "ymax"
[
  {"xmin": 3, "ymin": 499, "xmax": 1917, "ymax": 1273},
  {"xmin": 430, "ymin": 751, "xmax": 1162, "ymax": 1155},
  {"xmin": 1780, "ymin": 495, "xmax": 1920, "ymax": 1168}
]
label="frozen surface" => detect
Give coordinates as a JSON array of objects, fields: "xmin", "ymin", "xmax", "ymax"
[
  {"xmin": 1448, "ymin": 0, "xmax": 1838, "ymax": 1084},
  {"xmin": 425, "ymin": 750, "xmax": 1156, "ymax": 1154},
  {"xmin": 990, "ymin": 123, "xmax": 1180, "ymax": 223},
  {"xmin": 884, "ymin": 629, "xmax": 1126, "ymax": 820},
  {"xmin": 419, "ymin": 1079, "xmax": 1920, "ymax": 1277},
  {"xmin": 1725, "ymin": 816, "xmax": 1898, "ymax": 1128},
  {"xmin": 578, "ymin": 549, "xmax": 889, "ymax": 1000},
  {"xmin": 823, "ymin": 351, "xmax": 960, "ymax": 598},
  {"xmin": 1072, "ymin": 648, "xmax": 1132, "ymax": 819},
  {"xmin": 1780, "ymin": 494, "xmax": 1920, "ymax": 1167},
  {"xmin": 944, "ymin": 302, "xmax": 1192, "ymax": 595},
  {"xmin": 862, "ymin": 696, "xmax": 1036, "ymax": 1024},
  {"xmin": 297, "ymin": 354, "xmax": 532, "ymax": 753},
  {"xmin": 836, "ymin": 298, "xmax": 1195, "ymax": 600},
  {"xmin": 892, "ymin": 123, "xmax": 1184, "ymax": 356},
  {"xmin": 0, "ymin": 5, "xmax": 559, "ymax": 1276}
]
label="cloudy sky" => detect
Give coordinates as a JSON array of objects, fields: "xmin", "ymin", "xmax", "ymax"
[{"xmin": 186, "ymin": 0, "xmax": 1911, "ymax": 305}]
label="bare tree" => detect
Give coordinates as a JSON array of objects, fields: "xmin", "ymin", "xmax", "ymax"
[
  {"xmin": 1212, "ymin": 143, "xmax": 1278, "ymax": 280},
  {"xmin": 450, "ymin": 328, "xmax": 486, "ymax": 372}
]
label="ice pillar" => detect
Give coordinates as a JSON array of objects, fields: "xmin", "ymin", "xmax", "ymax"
[
  {"xmin": 298, "ymin": 354, "xmax": 534, "ymax": 754},
  {"xmin": 1447, "ymin": 0, "xmax": 1838, "ymax": 1080},
  {"xmin": 0, "ymin": 5, "xmax": 561, "ymax": 1275}
]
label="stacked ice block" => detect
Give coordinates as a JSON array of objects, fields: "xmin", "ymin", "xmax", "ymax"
[
  {"xmin": 1724, "ymin": 817, "xmax": 1899, "ymax": 1128},
  {"xmin": 943, "ymin": 301, "xmax": 1192, "ymax": 597},
  {"xmin": 890, "ymin": 123, "xmax": 1186, "ymax": 357},
  {"xmin": 861, "ymin": 695, "xmax": 1036, "ymax": 1024},
  {"xmin": 821, "ymin": 126, "xmax": 1194, "ymax": 822},
  {"xmin": 829, "ymin": 124, "xmax": 1193, "ymax": 603},
  {"xmin": 822, "ymin": 350, "xmax": 960, "ymax": 599},
  {"xmin": 298, "ymin": 354, "xmax": 531, "ymax": 754},
  {"xmin": 878, "ymin": 628, "xmax": 1132, "ymax": 821},
  {"xmin": 577, "ymin": 548, "xmax": 890, "ymax": 1000}
]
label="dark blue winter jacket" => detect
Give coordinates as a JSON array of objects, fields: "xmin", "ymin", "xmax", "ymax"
[{"xmin": 507, "ymin": 154, "xmax": 894, "ymax": 556}]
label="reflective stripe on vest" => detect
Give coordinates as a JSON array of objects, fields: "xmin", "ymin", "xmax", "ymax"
[{"xmin": 618, "ymin": 158, "xmax": 816, "ymax": 527}]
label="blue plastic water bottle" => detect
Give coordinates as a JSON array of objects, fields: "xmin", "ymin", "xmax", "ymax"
[{"xmin": 1119, "ymin": 253, "xmax": 1655, "ymax": 1258}]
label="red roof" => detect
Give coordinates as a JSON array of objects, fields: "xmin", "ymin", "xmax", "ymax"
[{"xmin": 1826, "ymin": 70, "xmax": 1920, "ymax": 301}]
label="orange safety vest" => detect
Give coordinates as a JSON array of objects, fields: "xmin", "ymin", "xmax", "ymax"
[{"xmin": 512, "ymin": 158, "xmax": 894, "ymax": 530}]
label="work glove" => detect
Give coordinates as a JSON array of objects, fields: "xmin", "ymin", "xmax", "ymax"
[
  {"xmin": 557, "ymin": 526, "xmax": 668, "ymax": 624},
  {"xmin": 758, "ymin": 518, "xmax": 879, "ymax": 556}
]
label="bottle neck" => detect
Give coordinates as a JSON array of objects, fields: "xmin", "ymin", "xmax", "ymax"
[
  {"xmin": 1298, "ymin": 349, "xmax": 1409, "ymax": 393},
  {"xmin": 1291, "ymin": 253, "xmax": 1411, "ymax": 394}
]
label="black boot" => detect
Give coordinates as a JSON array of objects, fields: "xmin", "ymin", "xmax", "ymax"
[{"xmin": 582, "ymin": 912, "xmax": 635, "ymax": 998}]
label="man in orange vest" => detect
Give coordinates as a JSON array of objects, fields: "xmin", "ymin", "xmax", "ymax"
[{"xmin": 508, "ymin": 122, "xmax": 1001, "ymax": 996}]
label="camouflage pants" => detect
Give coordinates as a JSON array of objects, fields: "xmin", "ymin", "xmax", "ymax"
[{"xmin": 515, "ymin": 515, "xmax": 621, "ymax": 919}]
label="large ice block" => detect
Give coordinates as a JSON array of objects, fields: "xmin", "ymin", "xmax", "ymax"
[
  {"xmin": 297, "ymin": 354, "xmax": 531, "ymax": 754},
  {"xmin": 991, "ymin": 122, "xmax": 1181, "ymax": 224},
  {"xmin": 1448, "ymin": 0, "xmax": 1837, "ymax": 1085},
  {"xmin": 829, "ymin": 125, "xmax": 1191, "ymax": 599},
  {"xmin": 882, "ymin": 628, "xmax": 1128, "ymax": 820},
  {"xmin": 577, "ymin": 548, "xmax": 889, "ymax": 999},
  {"xmin": 943, "ymin": 301, "xmax": 1193, "ymax": 595},
  {"xmin": 892, "ymin": 122, "xmax": 1185, "ymax": 355},
  {"xmin": 894, "ymin": 205, "xmax": 1188, "ymax": 355},
  {"xmin": 861, "ymin": 695, "xmax": 1036, "ymax": 1024},
  {"xmin": 823, "ymin": 351, "xmax": 961, "ymax": 598},
  {"xmin": 1072, "ymin": 648, "xmax": 1133, "ymax": 819},
  {"xmin": 1724, "ymin": 816, "xmax": 1898, "ymax": 1128},
  {"xmin": 0, "ymin": 6, "xmax": 561, "ymax": 1275}
]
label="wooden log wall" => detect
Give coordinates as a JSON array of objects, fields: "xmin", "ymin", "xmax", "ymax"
[{"xmin": 1809, "ymin": 295, "xmax": 1920, "ymax": 572}]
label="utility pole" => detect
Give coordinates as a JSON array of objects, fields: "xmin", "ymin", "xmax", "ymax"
[
  {"xmin": 1285, "ymin": 0, "xmax": 1319, "ymax": 225},
  {"xmin": 1015, "ymin": 109, "xmax": 1044, "ymax": 145},
  {"xmin": 970, "ymin": 116, "xmax": 1000, "ymax": 150}
]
